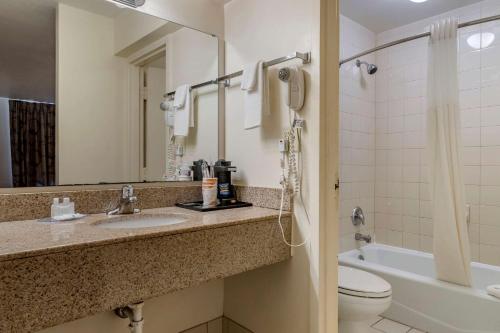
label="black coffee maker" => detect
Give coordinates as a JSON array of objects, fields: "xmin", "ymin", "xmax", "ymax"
[
  {"xmin": 176, "ymin": 159, "xmax": 252, "ymax": 212},
  {"xmin": 214, "ymin": 159, "xmax": 237, "ymax": 204}
]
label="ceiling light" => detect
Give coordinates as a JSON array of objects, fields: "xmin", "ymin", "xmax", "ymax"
[
  {"xmin": 467, "ymin": 32, "xmax": 495, "ymax": 50},
  {"xmin": 410, "ymin": 0, "xmax": 428, "ymax": 3}
]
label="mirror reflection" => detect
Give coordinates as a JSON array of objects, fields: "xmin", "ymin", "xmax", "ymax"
[{"xmin": 0, "ymin": 0, "xmax": 219, "ymax": 188}]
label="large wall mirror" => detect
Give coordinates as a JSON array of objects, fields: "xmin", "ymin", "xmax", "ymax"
[{"xmin": 0, "ymin": 0, "xmax": 220, "ymax": 188}]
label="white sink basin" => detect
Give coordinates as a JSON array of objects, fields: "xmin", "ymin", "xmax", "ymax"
[{"xmin": 94, "ymin": 214, "xmax": 188, "ymax": 229}]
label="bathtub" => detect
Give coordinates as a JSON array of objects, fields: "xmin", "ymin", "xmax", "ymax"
[{"xmin": 339, "ymin": 244, "xmax": 500, "ymax": 333}]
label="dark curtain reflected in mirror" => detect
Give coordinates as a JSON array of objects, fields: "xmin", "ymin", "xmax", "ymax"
[{"xmin": 9, "ymin": 100, "xmax": 55, "ymax": 187}]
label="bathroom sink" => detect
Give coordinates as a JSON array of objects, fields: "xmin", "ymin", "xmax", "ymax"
[{"xmin": 94, "ymin": 214, "xmax": 188, "ymax": 229}]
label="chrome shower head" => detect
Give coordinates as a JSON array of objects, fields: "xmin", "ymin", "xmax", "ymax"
[{"xmin": 356, "ymin": 59, "xmax": 378, "ymax": 75}]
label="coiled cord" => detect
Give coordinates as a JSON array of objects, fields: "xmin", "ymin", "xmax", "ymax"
[{"xmin": 278, "ymin": 108, "xmax": 310, "ymax": 248}]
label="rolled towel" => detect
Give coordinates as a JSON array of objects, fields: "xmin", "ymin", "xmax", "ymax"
[
  {"xmin": 173, "ymin": 84, "xmax": 189, "ymax": 109},
  {"xmin": 241, "ymin": 62, "xmax": 259, "ymax": 91},
  {"xmin": 174, "ymin": 88, "xmax": 196, "ymax": 137},
  {"xmin": 487, "ymin": 285, "xmax": 500, "ymax": 299}
]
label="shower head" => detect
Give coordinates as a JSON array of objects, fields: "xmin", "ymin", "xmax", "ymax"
[{"xmin": 356, "ymin": 59, "xmax": 378, "ymax": 75}]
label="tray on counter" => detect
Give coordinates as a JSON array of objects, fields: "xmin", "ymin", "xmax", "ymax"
[{"xmin": 175, "ymin": 201, "xmax": 253, "ymax": 212}]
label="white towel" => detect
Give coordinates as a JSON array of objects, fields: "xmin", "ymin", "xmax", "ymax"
[
  {"xmin": 241, "ymin": 61, "xmax": 269, "ymax": 129},
  {"xmin": 173, "ymin": 84, "xmax": 189, "ymax": 109},
  {"xmin": 487, "ymin": 285, "xmax": 500, "ymax": 299},
  {"xmin": 174, "ymin": 88, "xmax": 196, "ymax": 137},
  {"xmin": 241, "ymin": 62, "xmax": 259, "ymax": 91}
]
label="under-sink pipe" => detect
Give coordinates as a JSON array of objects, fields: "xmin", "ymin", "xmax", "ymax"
[{"xmin": 115, "ymin": 302, "xmax": 144, "ymax": 333}]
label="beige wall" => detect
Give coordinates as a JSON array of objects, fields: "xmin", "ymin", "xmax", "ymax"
[
  {"xmin": 57, "ymin": 3, "xmax": 130, "ymax": 185},
  {"xmin": 135, "ymin": 0, "xmax": 225, "ymax": 38},
  {"xmin": 114, "ymin": 10, "xmax": 167, "ymax": 55},
  {"xmin": 166, "ymin": 27, "xmax": 219, "ymax": 163},
  {"xmin": 222, "ymin": 0, "xmax": 322, "ymax": 332}
]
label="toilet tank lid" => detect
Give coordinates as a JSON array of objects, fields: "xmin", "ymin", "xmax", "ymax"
[{"xmin": 339, "ymin": 266, "xmax": 391, "ymax": 294}]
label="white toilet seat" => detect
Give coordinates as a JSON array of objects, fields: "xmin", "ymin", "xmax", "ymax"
[
  {"xmin": 339, "ymin": 287, "xmax": 391, "ymax": 298},
  {"xmin": 338, "ymin": 266, "xmax": 392, "ymax": 298}
]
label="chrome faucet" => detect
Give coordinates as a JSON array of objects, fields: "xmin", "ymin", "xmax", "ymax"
[
  {"xmin": 355, "ymin": 232, "xmax": 372, "ymax": 244},
  {"xmin": 107, "ymin": 185, "xmax": 139, "ymax": 215}
]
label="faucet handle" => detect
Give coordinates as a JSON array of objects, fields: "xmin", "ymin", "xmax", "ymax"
[
  {"xmin": 122, "ymin": 185, "xmax": 134, "ymax": 199},
  {"xmin": 351, "ymin": 206, "xmax": 365, "ymax": 226}
]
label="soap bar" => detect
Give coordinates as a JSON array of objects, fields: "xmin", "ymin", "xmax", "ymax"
[{"xmin": 487, "ymin": 285, "xmax": 500, "ymax": 299}]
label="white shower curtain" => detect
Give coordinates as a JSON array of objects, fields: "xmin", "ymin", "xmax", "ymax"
[{"xmin": 427, "ymin": 18, "xmax": 472, "ymax": 286}]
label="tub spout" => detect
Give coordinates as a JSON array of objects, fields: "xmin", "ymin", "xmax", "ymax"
[{"xmin": 355, "ymin": 232, "xmax": 371, "ymax": 243}]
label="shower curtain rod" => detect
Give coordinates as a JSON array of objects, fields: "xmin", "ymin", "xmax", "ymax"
[
  {"xmin": 164, "ymin": 51, "xmax": 311, "ymax": 98},
  {"xmin": 339, "ymin": 13, "xmax": 500, "ymax": 66}
]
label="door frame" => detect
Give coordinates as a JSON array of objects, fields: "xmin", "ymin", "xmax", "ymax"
[
  {"xmin": 319, "ymin": 0, "xmax": 340, "ymax": 332},
  {"xmin": 125, "ymin": 39, "xmax": 167, "ymax": 182}
]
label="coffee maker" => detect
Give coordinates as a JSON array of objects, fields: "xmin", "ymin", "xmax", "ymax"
[
  {"xmin": 214, "ymin": 159, "xmax": 237, "ymax": 204},
  {"xmin": 175, "ymin": 159, "xmax": 252, "ymax": 212}
]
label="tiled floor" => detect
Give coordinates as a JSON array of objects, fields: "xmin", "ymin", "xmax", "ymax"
[{"xmin": 367, "ymin": 316, "xmax": 426, "ymax": 333}]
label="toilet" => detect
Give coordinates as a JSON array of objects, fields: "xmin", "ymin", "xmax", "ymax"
[{"xmin": 338, "ymin": 266, "xmax": 392, "ymax": 333}]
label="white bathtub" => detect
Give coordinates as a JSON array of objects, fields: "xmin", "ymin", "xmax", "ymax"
[{"xmin": 339, "ymin": 244, "xmax": 500, "ymax": 333}]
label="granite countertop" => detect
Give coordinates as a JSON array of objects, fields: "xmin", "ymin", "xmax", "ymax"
[{"xmin": 0, "ymin": 206, "xmax": 290, "ymax": 262}]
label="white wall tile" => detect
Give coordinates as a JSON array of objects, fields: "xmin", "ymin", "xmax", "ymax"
[
  {"xmin": 463, "ymin": 147, "xmax": 480, "ymax": 165},
  {"xmin": 481, "ymin": 186, "xmax": 500, "ymax": 205},
  {"xmin": 481, "ymin": 166, "xmax": 500, "ymax": 185},
  {"xmin": 469, "ymin": 223, "xmax": 480, "ymax": 243},
  {"xmin": 482, "ymin": 126, "xmax": 500, "ymax": 145},
  {"xmin": 459, "ymin": 51, "xmax": 480, "ymax": 72},
  {"xmin": 459, "ymin": 70, "xmax": 481, "ymax": 90},
  {"xmin": 420, "ymin": 235, "xmax": 433, "ymax": 253},
  {"xmin": 482, "ymin": 106, "xmax": 500, "ymax": 126},
  {"xmin": 461, "ymin": 109, "xmax": 480, "ymax": 128},
  {"xmin": 462, "ymin": 127, "xmax": 481, "ymax": 146},
  {"xmin": 405, "ymin": 97, "xmax": 424, "ymax": 115},
  {"xmin": 386, "ymin": 230, "xmax": 403, "ymax": 247},
  {"xmin": 403, "ymin": 182, "xmax": 419, "ymax": 199},
  {"xmin": 464, "ymin": 165, "xmax": 480, "ymax": 185},
  {"xmin": 482, "ymin": 85, "xmax": 500, "ymax": 107},
  {"xmin": 480, "ymin": 205, "xmax": 500, "ymax": 226},
  {"xmin": 404, "ymin": 232, "xmax": 420, "ymax": 250},
  {"xmin": 420, "ymin": 218, "xmax": 433, "ymax": 236},
  {"xmin": 460, "ymin": 89, "xmax": 481, "ymax": 109},
  {"xmin": 481, "ymin": 46, "xmax": 500, "ymax": 68},
  {"xmin": 340, "ymin": 16, "xmax": 376, "ymax": 252},
  {"xmin": 420, "ymin": 183, "xmax": 431, "ymax": 201},
  {"xmin": 481, "ymin": 67, "xmax": 500, "ymax": 87},
  {"xmin": 480, "ymin": 244, "xmax": 500, "ymax": 265}
]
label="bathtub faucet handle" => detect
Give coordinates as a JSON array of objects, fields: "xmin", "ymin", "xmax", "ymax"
[{"xmin": 351, "ymin": 206, "xmax": 365, "ymax": 226}]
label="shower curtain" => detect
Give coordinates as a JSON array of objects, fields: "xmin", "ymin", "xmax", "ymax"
[
  {"xmin": 427, "ymin": 18, "xmax": 472, "ymax": 286},
  {"xmin": 9, "ymin": 100, "xmax": 56, "ymax": 187}
]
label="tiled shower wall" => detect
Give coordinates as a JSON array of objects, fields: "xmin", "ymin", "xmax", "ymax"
[
  {"xmin": 340, "ymin": 0, "xmax": 500, "ymax": 265},
  {"xmin": 339, "ymin": 16, "xmax": 376, "ymax": 252}
]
